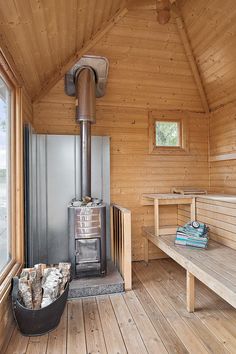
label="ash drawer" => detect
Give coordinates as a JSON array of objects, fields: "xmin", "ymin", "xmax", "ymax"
[{"xmin": 76, "ymin": 262, "xmax": 101, "ymax": 274}]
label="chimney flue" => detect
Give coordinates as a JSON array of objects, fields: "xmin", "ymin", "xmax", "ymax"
[
  {"xmin": 75, "ymin": 67, "xmax": 96, "ymax": 198},
  {"xmin": 75, "ymin": 67, "xmax": 96, "ymax": 123},
  {"xmin": 64, "ymin": 55, "xmax": 109, "ymax": 199}
]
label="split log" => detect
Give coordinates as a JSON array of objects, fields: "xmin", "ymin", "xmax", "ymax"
[
  {"xmin": 59, "ymin": 262, "xmax": 71, "ymax": 294},
  {"xmin": 19, "ymin": 269, "xmax": 33, "ymax": 309},
  {"xmin": 30, "ymin": 264, "xmax": 46, "ymax": 309},
  {"xmin": 41, "ymin": 268, "xmax": 63, "ymax": 308}
]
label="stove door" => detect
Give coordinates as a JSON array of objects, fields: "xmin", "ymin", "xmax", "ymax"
[{"xmin": 76, "ymin": 238, "xmax": 100, "ymax": 264}]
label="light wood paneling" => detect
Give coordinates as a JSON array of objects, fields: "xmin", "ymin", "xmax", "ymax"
[
  {"xmin": 3, "ymin": 0, "xmax": 226, "ymax": 112},
  {"xmin": 34, "ymin": 104, "xmax": 209, "ymax": 261},
  {"xmin": 210, "ymin": 103, "xmax": 236, "ymax": 158},
  {"xmin": 32, "ymin": 1, "xmax": 208, "ymax": 261},
  {"xmin": 22, "ymin": 88, "xmax": 33, "ymax": 123},
  {"xmin": 172, "ymin": 2, "xmax": 209, "ymax": 113},
  {"xmin": 209, "ymin": 103, "xmax": 236, "ymax": 194},
  {"xmin": 0, "ymin": 0, "xmax": 127, "ymax": 99},
  {"xmin": 179, "ymin": 0, "xmax": 236, "ymax": 110},
  {"xmin": 33, "ymin": 0, "xmax": 204, "ymax": 112},
  {"xmin": 210, "ymin": 160, "xmax": 236, "ymax": 194},
  {"xmin": 33, "ymin": 7, "xmax": 128, "ymax": 103},
  {"xmin": 178, "ymin": 197, "xmax": 236, "ymax": 250}
]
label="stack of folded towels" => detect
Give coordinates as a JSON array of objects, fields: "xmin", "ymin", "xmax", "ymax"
[{"xmin": 175, "ymin": 221, "xmax": 209, "ymax": 249}]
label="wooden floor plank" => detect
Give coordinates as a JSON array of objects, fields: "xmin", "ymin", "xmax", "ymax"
[
  {"xmin": 110, "ymin": 293, "xmax": 148, "ymax": 354},
  {"xmin": 97, "ymin": 295, "xmax": 127, "ymax": 354},
  {"xmin": 67, "ymin": 300, "xmax": 86, "ymax": 354},
  {"xmin": 5, "ymin": 260, "xmax": 236, "ymax": 354},
  {"xmin": 132, "ymin": 272, "xmax": 189, "ymax": 354},
  {"xmin": 159, "ymin": 259, "xmax": 236, "ymax": 353},
  {"xmin": 47, "ymin": 305, "xmax": 67, "ymax": 354},
  {"xmin": 123, "ymin": 290, "xmax": 168, "ymax": 354},
  {"xmin": 0, "ymin": 310, "xmax": 15, "ymax": 353},
  {"xmin": 83, "ymin": 297, "xmax": 107, "ymax": 354},
  {"xmin": 4, "ymin": 327, "xmax": 29, "ymax": 354},
  {"xmin": 26, "ymin": 334, "xmax": 48, "ymax": 354},
  {"xmin": 133, "ymin": 262, "xmax": 210, "ymax": 354},
  {"xmin": 151, "ymin": 260, "xmax": 229, "ymax": 354}
]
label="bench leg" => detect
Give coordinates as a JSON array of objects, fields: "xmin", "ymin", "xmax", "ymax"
[
  {"xmin": 190, "ymin": 198, "xmax": 196, "ymax": 221},
  {"xmin": 154, "ymin": 199, "xmax": 159, "ymax": 236},
  {"xmin": 186, "ymin": 271, "xmax": 195, "ymax": 312},
  {"xmin": 144, "ymin": 238, "xmax": 149, "ymax": 265}
]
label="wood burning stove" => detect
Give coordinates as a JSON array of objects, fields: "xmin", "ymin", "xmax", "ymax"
[
  {"xmin": 68, "ymin": 203, "xmax": 106, "ymax": 278},
  {"xmin": 65, "ymin": 56, "xmax": 109, "ymax": 278}
]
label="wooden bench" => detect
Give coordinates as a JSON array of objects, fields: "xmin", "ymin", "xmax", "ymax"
[{"xmin": 143, "ymin": 226, "xmax": 236, "ymax": 313}]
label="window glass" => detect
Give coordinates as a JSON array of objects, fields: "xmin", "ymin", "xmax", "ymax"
[
  {"xmin": 155, "ymin": 121, "xmax": 180, "ymax": 147},
  {"xmin": 0, "ymin": 76, "xmax": 11, "ymax": 272}
]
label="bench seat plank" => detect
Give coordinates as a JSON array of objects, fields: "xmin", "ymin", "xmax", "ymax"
[{"xmin": 143, "ymin": 226, "xmax": 236, "ymax": 309}]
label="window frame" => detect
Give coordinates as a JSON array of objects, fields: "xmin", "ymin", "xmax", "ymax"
[
  {"xmin": 0, "ymin": 51, "xmax": 24, "ymax": 299},
  {"xmin": 149, "ymin": 110, "xmax": 189, "ymax": 155}
]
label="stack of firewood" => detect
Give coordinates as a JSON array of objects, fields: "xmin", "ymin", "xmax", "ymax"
[{"xmin": 18, "ymin": 263, "xmax": 71, "ymax": 309}]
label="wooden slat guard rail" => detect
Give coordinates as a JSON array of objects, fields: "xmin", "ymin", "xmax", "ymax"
[{"xmin": 110, "ymin": 204, "xmax": 132, "ymax": 290}]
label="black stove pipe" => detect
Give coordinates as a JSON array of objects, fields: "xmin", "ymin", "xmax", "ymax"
[{"xmin": 75, "ymin": 67, "xmax": 96, "ymax": 199}]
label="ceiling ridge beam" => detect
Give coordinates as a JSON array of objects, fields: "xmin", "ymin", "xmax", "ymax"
[
  {"xmin": 33, "ymin": 7, "xmax": 128, "ymax": 103},
  {"xmin": 172, "ymin": 3, "xmax": 210, "ymax": 113}
]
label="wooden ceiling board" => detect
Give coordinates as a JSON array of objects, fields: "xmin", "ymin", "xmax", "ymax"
[
  {"xmin": 34, "ymin": 0, "xmax": 203, "ymax": 112},
  {"xmin": 2, "ymin": 0, "xmax": 236, "ymax": 112},
  {"xmin": 86, "ymin": 4, "xmax": 203, "ymax": 111},
  {"xmin": 0, "ymin": 0, "xmax": 127, "ymax": 99},
  {"xmin": 179, "ymin": 0, "xmax": 236, "ymax": 110}
]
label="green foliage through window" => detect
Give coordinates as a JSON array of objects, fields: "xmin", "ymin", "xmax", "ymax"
[
  {"xmin": 0, "ymin": 76, "xmax": 11, "ymax": 273},
  {"xmin": 155, "ymin": 121, "xmax": 180, "ymax": 147}
]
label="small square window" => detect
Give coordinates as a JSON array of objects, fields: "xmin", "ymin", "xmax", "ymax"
[
  {"xmin": 149, "ymin": 111, "xmax": 189, "ymax": 155},
  {"xmin": 155, "ymin": 121, "xmax": 180, "ymax": 147}
]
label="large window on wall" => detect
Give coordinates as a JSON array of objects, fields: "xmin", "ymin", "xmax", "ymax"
[
  {"xmin": 0, "ymin": 76, "xmax": 11, "ymax": 273},
  {"xmin": 0, "ymin": 51, "xmax": 23, "ymax": 295}
]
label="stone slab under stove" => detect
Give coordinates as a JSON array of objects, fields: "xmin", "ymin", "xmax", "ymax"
[{"xmin": 68, "ymin": 261, "xmax": 124, "ymax": 298}]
